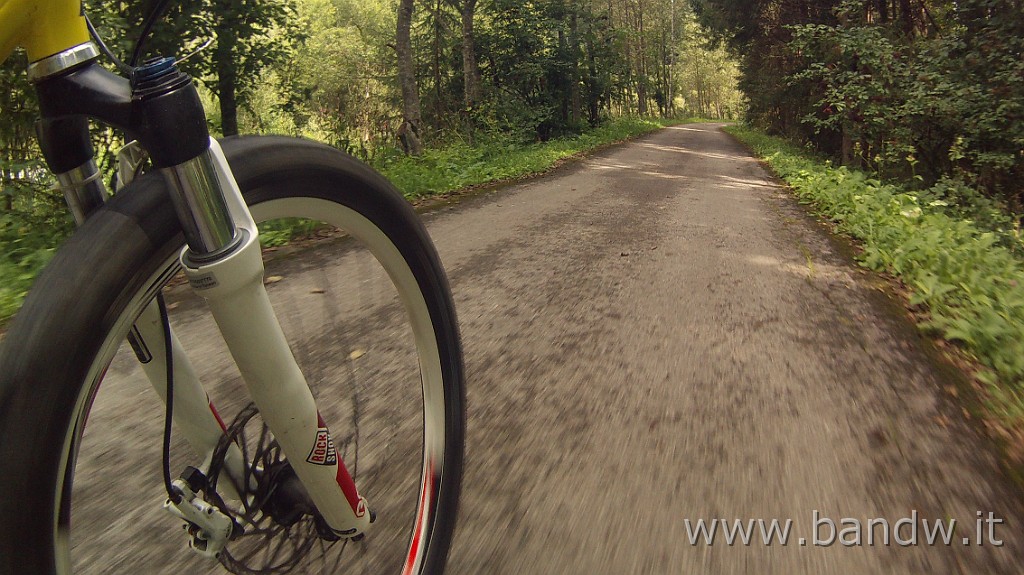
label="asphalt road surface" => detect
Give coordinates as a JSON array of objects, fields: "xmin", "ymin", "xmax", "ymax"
[{"xmin": 71, "ymin": 123, "xmax": 1023, "ymax": 574}]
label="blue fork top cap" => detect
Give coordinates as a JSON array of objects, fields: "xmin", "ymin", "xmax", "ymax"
[
  {"xmin": 134, "ymin": 57, "xmax": 178, "ymax": 83},
  {"xmin": 130, "ymin": 57, "xmax": 191, "ymax": 98}
]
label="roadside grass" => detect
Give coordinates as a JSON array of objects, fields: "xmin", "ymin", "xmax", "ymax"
[
  {"xmin": 376, "ymin": 116, "xmax": 702, "ymax": 199},
  {"xmin": 725, "ymin": 125, "xmax": 1024, "ymax": 455},
  {"xmin": 1, "ymin": 116, "xmax": 704, "ymax": 326}
]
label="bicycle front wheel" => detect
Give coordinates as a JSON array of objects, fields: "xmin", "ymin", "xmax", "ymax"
[{"xmin": 0, "ymin": 136, "xmax": 465, "ymax": 574}]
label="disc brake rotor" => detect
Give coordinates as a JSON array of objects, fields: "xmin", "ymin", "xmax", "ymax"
[{"xmin": 202, "ymin": 403, "xmax": 345, "ymax": 575}]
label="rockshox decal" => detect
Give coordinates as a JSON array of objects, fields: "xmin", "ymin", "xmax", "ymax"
[{"xmin": 306, "ymin": 416, "xmax": 338, "ymax": 466}]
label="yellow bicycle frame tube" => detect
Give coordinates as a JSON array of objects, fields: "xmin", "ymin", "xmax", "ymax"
[{"xmin": 0, "ymin": 0, "xmax": 89, "ymax": 64}]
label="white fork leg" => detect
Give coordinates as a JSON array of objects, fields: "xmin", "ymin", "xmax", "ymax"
[
  {"xmin": 131, "ymin": 300, "xmax": 246, "ymax": 500},
  {"xmin": 174, "ymin": 140, "xmax": 371, "ymax": 537},
  {"xmin": 115, "ymin": 140, "xmax": 246, "ymax": 501}
]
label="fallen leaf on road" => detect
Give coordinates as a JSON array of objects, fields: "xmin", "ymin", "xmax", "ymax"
[
  {"xmin": 349, "ymin": 349, "xmax": 366, "ymax": 360},
  {"xmin": 265, "ymin": 276, "xmax": 283, "ymax": 284}
]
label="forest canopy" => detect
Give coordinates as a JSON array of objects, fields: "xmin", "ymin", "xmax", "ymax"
[
  {"xmin": 0, "ymin": 0, "xmax": 743, "ymax": 321},
  {"xmin": 1, "ymin": 0, "xmax": 742, "ymax": 212}
]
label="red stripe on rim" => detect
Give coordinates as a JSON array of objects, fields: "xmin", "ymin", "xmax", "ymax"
[{"xmin": 403, "ymin": 460, "xmax": 435, "ymax": 575}]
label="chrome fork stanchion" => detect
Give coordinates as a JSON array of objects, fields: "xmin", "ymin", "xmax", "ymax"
[
  {"xmin": 55, "ymin": 158, "xmax": 106, "ymax": 225},
  {"xmin": 161, "ymin": 148, "xmax": 240, "ymax": 258}
]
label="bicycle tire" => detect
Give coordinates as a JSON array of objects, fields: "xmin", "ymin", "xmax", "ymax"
[{"xmin": 0, "ymin": 136, "xmax": 465, "ymax": 575}]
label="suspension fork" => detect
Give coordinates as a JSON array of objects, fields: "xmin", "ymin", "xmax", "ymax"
[
  {"xmin": 33, "ymin": 65, "xmax": 249, "ymax": 500},
  {"xmin": 108, "ymin": 140, "xmax": 247, "ymax": 503},
  {"xmin": 31, "ymin": 45, "xmax": 371, "ymax": 536}
]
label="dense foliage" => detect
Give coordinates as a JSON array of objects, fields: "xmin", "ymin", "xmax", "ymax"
[
  {"xmin": 1, "ymin": 0, "xmax": 743, "ymax": 185},
  {"xmin": 696, "ymin": 0, "xmax": 1024, "ymax": 211}
]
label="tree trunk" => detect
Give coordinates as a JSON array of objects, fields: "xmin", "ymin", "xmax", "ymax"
[
  {"xmin": 432, "ymin": 0, "xmax": 443, "ymax": 121},
  {"xmin": 636, "ymin": 0, "xmax": 648, "ymax": 116},
  {"xmin": 663, "ymin": 0, "xmax": 671, "ymax": 115},
  {"xmin": 558, "ymin": 27, "xmax": 570, "ymax": 126},
  {"xmin": 897, "ymin": 0, "xmax": 916, "ymax": 36},
  {"xmin": 585, "ymin": 29, "xmax": 600, "ymax": 124},
  {"xmin": 620, "ymin": 0, "xmax": 632, "ymax": 115},
  {"xmin": 215, "ymin": 34, "xmax": 239, "ymax": 137},
  {"xmin": 659, "ymin": 29, "xmax": 668, "ymax": 116},
  {"xmin": 569, "ymin": 6, "xmax": 581, "ymax": 126},
  {"xmin": 460, "ymin": 0, "xmax": 482, "ymax": 110},
  {"xmin": 874, "ymin": 0, "xmax": 889, "ymax": 23},
  {"xmin": 1, "ymin": 162, "xmax": 12, "ymax": 212},
  {"xmin": 841, "ymin": 124, "xmax": 854, "ymax": 166},
  {"xmin": 396, "ymin": 0, "xmax": 423, "ymax": 156}
]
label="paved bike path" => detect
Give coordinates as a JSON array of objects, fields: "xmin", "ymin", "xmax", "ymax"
[
  {"xmin": 78, "ymin": 123, "xmax": 1024, "ymax": 573},
  {"xmin": 421, "ymin": 123, "xmax": 1023, "ymax": 574}
]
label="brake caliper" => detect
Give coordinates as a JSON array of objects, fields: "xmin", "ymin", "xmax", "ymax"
[{"xmin": 163, "ymin": 468, "xmax": 237, "ymax": 559}]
